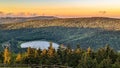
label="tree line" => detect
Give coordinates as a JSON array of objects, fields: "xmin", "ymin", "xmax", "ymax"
[{"xmin": 0, "ymin": 42, "xmax": 120, "ymax": 68}]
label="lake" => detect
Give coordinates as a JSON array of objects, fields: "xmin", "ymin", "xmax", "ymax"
[{"xmin": 20, "ymin": 41, "xmax": 59, "ymax": 50}]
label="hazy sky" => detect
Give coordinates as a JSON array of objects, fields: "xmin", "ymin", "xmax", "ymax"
[{"xmin": 0, "ymin": 0, "xmax": 120, "ymax": 17}]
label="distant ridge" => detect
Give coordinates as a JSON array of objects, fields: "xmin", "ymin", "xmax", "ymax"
[
  {"xmin": 0, "ymin": 17, "xmax": 120, "ymax": 31},
  {"xmin": 0, "ymin": 16, "xmax": 58, "ymax": 19},
  {"xmin": 0, "ymin": 16, "xmax": 58, "ymax": 24}
]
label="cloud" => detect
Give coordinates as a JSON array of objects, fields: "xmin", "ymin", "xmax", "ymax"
[
  {"xmin": 6, "ymin": 13, "xmax": 16, "ymax": 17},
  {"xmin": 30, "ymin": 13, "xmax": 38, "ymax": 16},
  {"xmin": 6, "ymin": 13, "xmax": 13, "ymax": 16},
  {"xmin": 0, "ymin": 11, "xmax": 4, "ymax": 14},
  {"xmin": 0, "ymin": 12, "xmax": 39, "ymax": 17},
  {"xmin": 0, "ymin": 11, "xmax": 5, "ymax": 17},
  {"xmin": 99, "ymin": 11, "xmax": 107, "ymax": 14},
  {"xmin": 17, "ymin": 12, "xmax": 38, "ymax": 17},
  {"xmin": 18, "ymin": 12, "xmax": 26, "ymax": 16}
]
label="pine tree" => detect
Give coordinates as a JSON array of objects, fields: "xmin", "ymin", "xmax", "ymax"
[
  {"xmin": 99, "ymin": 57, "xmax": 112, "ymax": 68},
  {"xmin": 3, "ymin": 47, "xmax": 11, "ymax": 64},
  {"xmin": 71, "ymin": 45, "xmax": 83, "ymax": 67},
  {"xmin": 26, "ymin": 47, "xmax": 35, "ymax": 58},
  {"xmin": 16, "ymin": 53, "xmax": 22, "ymax": 63},
  {"xmin": 0, "ymin": 52, "xmax": 4, "ymax": 63},
  {"xmin": 66, "ymin": 45, "xmax": 72, "ymax": 54},
  {"xmin": 96, "ymin": 45, "xmax": 117, "ymax": 63},
  {"xmin": 77, "ymin": 57, "xmax": 98, "ymax": 68},
  {"xmin": 34, "ymin": 49, "xmax": 39, "ymax": 58},
  {"xmin": 37, "ymin": 48, "xmax": 42, "ymax": 56},
  {"xmin": 26, "ymin": 47, "xmax": 31, "ymax": 57},
  {"xmin": 75, "ymin": 45, "xmax": 81, "ymax": 54},
  {"xmin": 104, "ymin": 45, "xmax": 117, "ymax": 63},
  {"xmin": 57, "ymin": 44, "xmax": 65, "ymax": 65},
  {"xmin": 41, "ymin": 49, "xmax": 47, "ymax": 56},
  {"xmin": 87, "ymin": 47, "xmax": 92, "ymax": 55},
  {"xmin": 47, "ymin": 42, "xmax": 55, "ymax": 57},
  {"xmin": 96, "ymin": 48, "xmax": 105, "ymax": 63}
]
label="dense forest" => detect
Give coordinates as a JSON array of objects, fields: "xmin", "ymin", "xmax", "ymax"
[
  {"xmin": 0, "ymin": 17, "xmax": 120, "ymax": 52},
  {"xmin": 0, "ymin": 27, "xmax": 120, "ymax": 52},
  {"xmin": 0, "ymin": 42, "xmax": 120, "ymax": 68},
  {"xmin": 0, "ymin": 17, "xmax": 120, "ymax": 68},
  {"xmin": 1, "ymin": 17, "xmax": 120, "ymax": 30}
]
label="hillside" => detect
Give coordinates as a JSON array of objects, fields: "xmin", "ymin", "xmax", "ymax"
[
  {"xmin": 0, "ymin": 17, "xmax": 120, "ymax": 30},
  {"xmin": 0, "ymin": 17, "xmax": 120, "ymax": 52},
  {"xmin": 0, "ymin": 27, "xmax": 120, "ymax": 52},
  {"xmin": 0, "ymin": 16, "xmax": 57, "ymax": 24}
]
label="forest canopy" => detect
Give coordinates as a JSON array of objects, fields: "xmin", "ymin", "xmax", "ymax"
[{"xmin": 0, "ymin": 43, "xmax": 120, "ymax": 68}]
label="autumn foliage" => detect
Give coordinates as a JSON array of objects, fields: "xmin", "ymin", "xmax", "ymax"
[
  {"xmin": 3, "ymin": 47, "xmax": 11, "ymax": 64},
  {"xmin": 0, "ymin": 43, "xmax": 120, "ymax": 68}
]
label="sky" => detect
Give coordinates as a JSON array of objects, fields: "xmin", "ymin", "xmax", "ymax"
[{"xmin": 0, "ymin": 0, "xmax": 120, "ymax": 17}]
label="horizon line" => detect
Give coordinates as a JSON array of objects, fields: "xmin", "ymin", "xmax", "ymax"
[{"xmin": 0, "ymin": 16, "xmax": 120, "ymax": 19}]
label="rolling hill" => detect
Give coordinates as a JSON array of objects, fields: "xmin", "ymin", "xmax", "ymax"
[
  {"xmin": 0, "ymin": 17, "xmax": 120, "ymax": 52},
  {"xmin": 0, "ymin": 16, "xmax": 57, "ymax": 24},
  {"xmin": 0, "ymin": 17, "xmax": 120, "ymax": 30}
]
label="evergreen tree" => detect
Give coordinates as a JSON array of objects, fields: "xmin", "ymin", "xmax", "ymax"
[
  {"xmin": 41, "ymin": 49, "xmax": 47, "ymax": 56},
  {"xmin": 57, "ymin": 44, "xmax": 66, "ymax": 65},
  {"xmin": 26, "ymin": 47, "xmax": 32, "ymax": 57},
  {"xmin": 77, "ymin": 57, "xmax": 97, "ymax": 68},
  {"xmin": 34, "ymin": 49, "xmax": 39, "ymax": 58},
  {"xmin": 47, "ymin": 42, "xmax": 55, "ymax": 57},
  {"xmin": 96, "ymin": 45, "xmax": 117, "ymax": 63},
  {"xmin": 37, "ymin": 48, "xmax": 42, "ymax": 56},
  {"xmin": 0, "ymin": 52, "xmax": 3, "ymax": 63},
  {"xmin": 99, "ymin": 57, "xmax": 112, "ymax": 68},
  {"xmin": 41, "ymin": 49, "xmax": 48, "ymax": 64},
  {"xmin": 75, "ymin": 44, "xmax": 81, "ymax": 54},
  {"xmin": 16, "ymin": 53, "xmax": 22, "ymax": 63},
  {"xmin": 96, "ymin": 48, "xmax": 105, "ymax": 63},
  {"xmin": 3, "ymin": 47, "xmax": 11, "ymax": 64},
  {"xmin": 71, "ymin": 44, "xmax": 83, "ymax": 67},
  {"xmin": 87, "ymin": 47, "xmax": 92, "ymax": 55},
  {"xmin": 0, "ymin": 43, "xmax": 120, "ymax": 68}
]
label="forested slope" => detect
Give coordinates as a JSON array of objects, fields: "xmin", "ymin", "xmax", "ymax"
[
  {"xmin": 0, "ymin": 17, "xmax": 120, "ymax": 30},
  {"xmin": 0, "ymin": 17, "xmax": 120, "ymax": 52},
  {"xmin": 0, "ymin": 27, "xmax": 120, "ymax": 52}
]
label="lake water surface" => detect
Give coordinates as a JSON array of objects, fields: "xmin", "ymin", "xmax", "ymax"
[{"xmin": 20, "ymin": 41, "xmax": 59, "ymax": 50}]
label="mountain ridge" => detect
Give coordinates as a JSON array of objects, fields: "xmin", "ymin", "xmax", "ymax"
[
  {"xmin": 0, "ymin": 17, "xmax": 120, "ymax": 31},
  {"xmin": 0, "ymin": 16, "xmax": 57, "ymax": 24}
]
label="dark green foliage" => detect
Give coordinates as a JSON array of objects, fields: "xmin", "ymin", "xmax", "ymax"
[
  {"xmin": 99, "ymin": 58, "xmax": 112, "ymax": 68},
  {"xmin": 0, "ymin": 52, "xmax": 3, "ymax": 63},
  {"xmin": 77, "ymin": 58, "xmax": 97, "ymax": 68},
  {"xmin": 0, "ymin": 27, "xmax": 120, "ymax": 52},
  {"xmin": 1, "ymin": 45, "xmax": 120, "ymax": 68}
]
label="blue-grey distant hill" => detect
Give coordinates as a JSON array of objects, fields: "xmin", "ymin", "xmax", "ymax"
[{"xmin": 0, "ymin": 16, "xmax": 57, "ymax": 24}]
